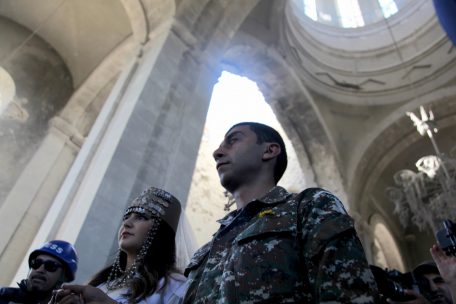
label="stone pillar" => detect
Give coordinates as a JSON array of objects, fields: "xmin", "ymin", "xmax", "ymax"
[
  {"xmin": 66, "ymin": 24, "xmax": 219, "ymax": 282},
  {"xmin": 0, "ymin": 116, "xmax": 82, "ymax": 284},
  {"xmin": 3, "ymin": 39, "xmax": 137, "ymax": 286},
  {"xmin": 8, "ymin": 0, "xmax": 259, "ymax": 284}
]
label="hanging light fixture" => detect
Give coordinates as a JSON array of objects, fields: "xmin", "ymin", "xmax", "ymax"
[
  {"xmin": 385, "ymin": 106, "xmax": 456, "ymax": 233},
  {"xmin": 379, "ymin": 0, "xmax": 456, "ymax": 233}
]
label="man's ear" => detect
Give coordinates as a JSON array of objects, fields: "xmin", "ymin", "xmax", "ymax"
[{"xmin": 262, "ymin": 143, "xmax": 281, "ymax": 161}]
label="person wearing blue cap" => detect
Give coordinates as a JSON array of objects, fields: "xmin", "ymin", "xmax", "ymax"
[{"xmin": 0, "ymin": 240, "xmax": 78, "ymax": 304}]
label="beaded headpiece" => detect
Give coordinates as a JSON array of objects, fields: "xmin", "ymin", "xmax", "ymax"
[
  {"xmin": 124, "ymin": 187, "xmax": 181, "ymax": 232},
  {"xmin": 106, "ymin": 187, "xmax": 181, "ymax": 291}
]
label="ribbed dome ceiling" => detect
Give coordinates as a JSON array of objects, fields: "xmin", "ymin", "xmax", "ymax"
[{"xmin": 281, "ymin": 0, "xmax": 456, "ymax": 105}]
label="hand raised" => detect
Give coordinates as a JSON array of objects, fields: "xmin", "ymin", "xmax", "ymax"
[{"xmin": 430, "ymin": 244, "xmax": 456, "ymax": 284}]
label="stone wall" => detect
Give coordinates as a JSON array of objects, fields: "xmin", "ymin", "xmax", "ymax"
[{"xmin": 0, "ymin": 17, "xmax": 73, "ymax": 206}]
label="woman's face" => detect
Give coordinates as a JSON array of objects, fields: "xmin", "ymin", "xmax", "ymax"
[{"xmin": 118, "ymin": 212, "xmax": 154, "ymax": 254}]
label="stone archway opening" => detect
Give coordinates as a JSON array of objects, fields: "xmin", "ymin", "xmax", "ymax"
[
  {"xmin": 370, "ymin": 214, "xmax": 405, "ymax": 271},
  {"xmin": 186, "ymin": 71, "xmax": 308, "ymax": 245}
]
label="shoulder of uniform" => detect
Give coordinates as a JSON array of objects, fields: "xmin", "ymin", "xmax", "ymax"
[
  {"xmin": 184, "ymin": 241, "xmax": 212, "ymax": 276},
  {"xmin": 295, "ymin": 188, "xmax": 348, "ymax": 216},
  {"xmin": 193, "ymin": 241, "xmax": 212, "ymax": 257},
  {"xmin": 295, "ymin": 187, "xmax": 333, "ymax": 198}
]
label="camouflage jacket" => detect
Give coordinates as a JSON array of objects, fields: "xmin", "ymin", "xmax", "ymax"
[{"xmin": 183, "ymin": 187, "xmax": 378, "ymax": 303}]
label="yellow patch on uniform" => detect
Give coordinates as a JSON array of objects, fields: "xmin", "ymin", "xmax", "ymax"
[{"xmin": 259, "ymin": 209, "xmax": 275, "ymax": 218}]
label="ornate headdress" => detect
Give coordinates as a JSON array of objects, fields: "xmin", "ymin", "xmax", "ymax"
[
  {"xmin": 124, "ymin": 187, "xmax": 181, "ymax": 232},
  {"xmin": 106, "ymin": 187, "xmax": 182, "ymax": 290}
]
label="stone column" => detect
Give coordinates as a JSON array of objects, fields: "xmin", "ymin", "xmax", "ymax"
[
  {"xmin": 4, "ymin": 38, "xmax": 138, "ymax": 286},
  {"xmin": 67, "ymin": 24, "xmax": 219, "ymax": 282},
  {"xmin": 9, "ymin": 0, "xmax": 260, "ymax": 284},
  {"xmin": 0, "ymin": 116, "xmax": 83, "ymax": 284}
]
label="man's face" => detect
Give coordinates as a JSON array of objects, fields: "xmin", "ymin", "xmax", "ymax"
[
  {"xmin": 27, "ymin": 254, "xmax": 64, "ymax": 293},
  {"xmin": 213, "ymin": 125, "xmax": 266, "ymax": 191},
  {"xmin": 422, "ymin": 273, "xmax": 452, "ymax": 304}
]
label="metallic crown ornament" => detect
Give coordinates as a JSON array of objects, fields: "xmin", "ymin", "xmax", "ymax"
[{"xmin": 386, "ymin": 107, "xmax": 456, "ymax": 233}]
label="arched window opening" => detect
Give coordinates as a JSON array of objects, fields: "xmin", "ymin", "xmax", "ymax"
[
  {"xmin": 0, "ymin": 67, "xmax": 15, "ymax": 115},
  {"xmin": 370, "ymin": 214, "xmax": 405, "ymax": 272},
  {"xmin": 186, "ymin": 71, "xmax": 307, "ymax": 245},
  {"xmin": 379, "ymin": 0, "xmax": 398, "ymax": 18},
  {"xmin": 337, "ymin": 0, "xmax": 364, "ymax": 28},
  {"xmin": 301, "ymin": 0, "xmax": 405, "ymax": 28}
]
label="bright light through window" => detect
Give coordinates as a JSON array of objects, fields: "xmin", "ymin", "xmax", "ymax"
[
  {"xmin": 337, "ymin": 0, "xmax": 365, "ymax": 28},
  {"xmin": 205, "ymin": 71, "xmax": 278, "ymax": 143},
  {"xmin": 378, "ymin": 0, "xmax": 398, "ymax": 18},
  {"xmin": 0, "ymin": 67, "xmax": 16, "ymax": 115},
  {"xmin": 205, "ymin": 70, "xmax": 306, "ymax": 193},
  {"xmin": 187, "ymin": 71, "xmax": 308, "ymax": 245},
  {"xmin": 301, "ymin": 0, "xmax": 402, "ymax": 28},
  {"xmin": 303, "ymin": 0, "xmax": 318, "ymax": 21}
]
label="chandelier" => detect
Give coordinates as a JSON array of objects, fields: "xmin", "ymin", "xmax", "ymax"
[{"xmin": 386, "ymin": 106, "xmax": 456, "ymax": 233}]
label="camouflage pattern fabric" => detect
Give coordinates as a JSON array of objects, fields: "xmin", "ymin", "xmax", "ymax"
[{"xmin": 183, "ymin": 187, "xmax": 378, "ymax": 303}]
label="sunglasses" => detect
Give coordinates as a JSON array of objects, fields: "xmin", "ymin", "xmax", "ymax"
[{"xmin": 30, "ymin": 259, "xmax": 62, "ymax": 272}]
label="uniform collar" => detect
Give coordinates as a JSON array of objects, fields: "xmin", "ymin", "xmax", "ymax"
[
  {"xmin": 217, "ymin": 186, "xmax": 291, "ymax": 226},
  {"xmin": 256, "ymin": 186, "xmax": 291, "ymax": 205}
]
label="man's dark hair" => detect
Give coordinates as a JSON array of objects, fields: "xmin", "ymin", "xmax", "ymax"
[
  {"xmin": 413, "ymin": 261, "xmax": 440, "ymax": 277},
  {"xmin": 228, "ymin": 122, "xmax": 288, "ymax": 183}
]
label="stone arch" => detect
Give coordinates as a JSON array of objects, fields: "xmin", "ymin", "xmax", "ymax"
[
  {"xmin": 5, "ymin": 0, "xmax": 265, "ymax": 283},
  {"xmin": 350, "ymin": 85, "xmax": 456, "ymax": 212},
  {"xmin": 348, "ymin": 86, "xmax": 456, "ymax": 266},
  {"xmin": 0, "ymin": 16, "xmax": 73, "ymax": 205},
  {"xmin": 0, "ymin": 0, "xmax": 177, "ymax": 284},
  {"xmin": 222, "ymin": 30, "xmax": 347, "ymax": 201},
  {"xmin": 370, "ymin": 214, "xmax": 405, "ymax": 271},
  {"xmin": 60, "ymin": 0, "xmax": 177, "ymax": 134}
]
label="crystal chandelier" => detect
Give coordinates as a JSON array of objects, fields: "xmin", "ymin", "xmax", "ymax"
[{"xmin": 386, "ymin": 106, "xmax": 456, "ymax": 233}]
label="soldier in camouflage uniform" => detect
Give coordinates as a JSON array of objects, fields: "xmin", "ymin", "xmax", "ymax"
[{"xmin": 183, "ymin": 122, "xmax": 378, "ymax": 303}]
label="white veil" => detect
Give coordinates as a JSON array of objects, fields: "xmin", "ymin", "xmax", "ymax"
[{"xmin": 175, "ymin": 210, "xmax": 198, "ymax": 272}]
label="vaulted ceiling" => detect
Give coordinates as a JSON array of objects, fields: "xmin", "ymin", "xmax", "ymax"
[{"xmin": 1, "ymin": 0, "xmax": 455, "ymax": 269}]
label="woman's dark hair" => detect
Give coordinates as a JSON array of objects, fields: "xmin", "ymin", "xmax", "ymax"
[
  {"xmin": 228, "ymin": 122, "xmax": 288, "ymax": 183},
  {"xmin": 88, "ymin": 219, "xmax": 177, "ymax": 303}
]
